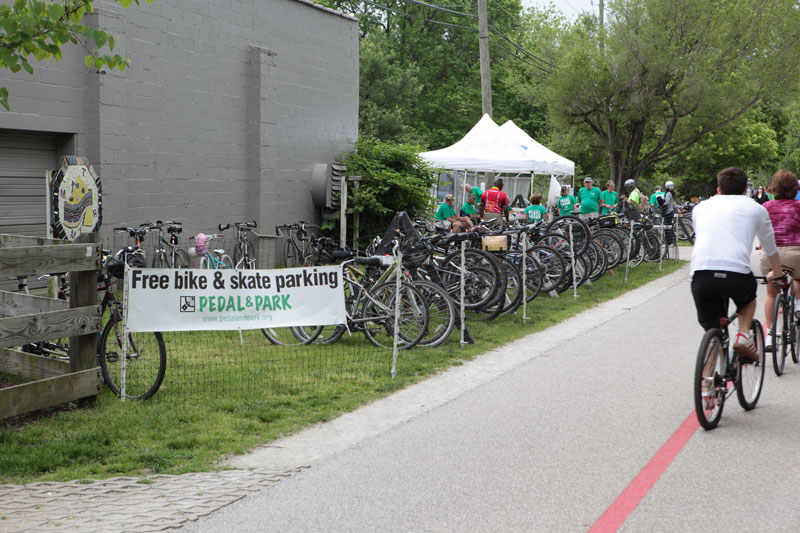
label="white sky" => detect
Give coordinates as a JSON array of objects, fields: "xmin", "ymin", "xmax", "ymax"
[{"xmin": 524, "ymin": 0, "xmax": 597, "ymax": 20}]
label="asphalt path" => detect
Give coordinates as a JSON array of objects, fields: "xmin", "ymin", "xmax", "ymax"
[{"xmin": 185, "ymin": 256, "xmax": 800, "ymax": 532}]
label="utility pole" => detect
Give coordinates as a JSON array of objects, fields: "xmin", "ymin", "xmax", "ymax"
[
  {"xmin": 599, "ymin": 0, "xmax": 605, "ymax": 52},
  {"xmin": 477, "ymin": 0, "xmax": 492, "ymax": 118}
]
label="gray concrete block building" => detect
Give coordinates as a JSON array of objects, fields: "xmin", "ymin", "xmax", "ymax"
[{"xmin": 0, "ymin": 0, "xmax": 359, "ymax": 263}]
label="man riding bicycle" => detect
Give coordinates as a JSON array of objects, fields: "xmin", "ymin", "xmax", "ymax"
[{"xmin": 691, "ymin": 167, "xmax": 783, "ymax": 362}]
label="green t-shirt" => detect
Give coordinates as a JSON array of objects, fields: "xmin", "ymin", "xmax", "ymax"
[
  {"xmin": 471, "ymin": 187, "xmax": 483, "ymax": 205},
  {"xmin": 558, "ymin": 194, "xmax": 577, "ymax": 215},
  {"xmin": 649, "ymin": 191, "xmax": 665, "ymax": 206},
  {"xmin": 577, "ymin": 186, "xmax": 603, "ymax": 214},
  {"xmin": 461, "ymin": 202, "xmax": 477, "ymax": 216},
  {"xmin": 525, "ymin": 204, "xmax": 547, "ymax": 222},
  {"xmin": 578, "ymin": 187, "xmax": 603, "ymax": 215},
  {"xmin": 601, "ymin": 190, "xmax": 618, "ymax": 215},
  {"xmin": 435, "ymin": 202, "xmax": 456, "ymax": 220}
]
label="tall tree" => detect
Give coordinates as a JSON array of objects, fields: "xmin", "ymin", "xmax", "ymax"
[
  {"xmin": 0, "ymin": 0, "xmax": 154, "ymax": 110},
  {"xmin": 543, "ymin": 0, "xmax": 800, "ymax": 189}
]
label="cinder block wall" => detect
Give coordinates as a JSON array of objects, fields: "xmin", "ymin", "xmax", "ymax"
[{"xmin": 0, "ymin": 0, "xmax": 359, "ymax": 262}]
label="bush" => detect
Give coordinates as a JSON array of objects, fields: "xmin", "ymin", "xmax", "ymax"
[{"xmin": 337, "ymin": 138, "xmax": 438, "ymax": 247}]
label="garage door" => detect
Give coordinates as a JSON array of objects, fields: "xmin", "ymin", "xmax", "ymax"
[{"xmin": 0, "ymin": 130, "xmax": 59, "ymax": 237}]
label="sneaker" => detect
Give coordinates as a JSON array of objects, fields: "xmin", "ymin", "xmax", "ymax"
[
  {"xmin": 733, "ymin": 332, "xmax": 760, "ymax": 363},
  {"xmin": 765, "ymin": 330, "xmax": 773, "ymax": 351},
  {"xmin": 795, "ymin": 299, "xmax": 800, "ymax": 319}
]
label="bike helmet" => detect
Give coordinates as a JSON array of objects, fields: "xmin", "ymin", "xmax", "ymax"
[
  {"xmin": 624, "ymin": 179, "xmax": 635, "ymax": 187},
  {"xmin": 665, "ymin": 181, "xmax": 674, "ymax": 189}
]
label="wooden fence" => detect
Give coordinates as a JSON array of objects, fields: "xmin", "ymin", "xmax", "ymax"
[{"xmin": 0, "ymin": 233, "xmax": 103, "ymax": 419}]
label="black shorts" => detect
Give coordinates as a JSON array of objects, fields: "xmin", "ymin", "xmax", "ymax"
[{"xmin": 691, "ymin": 270, "xmax": 757, "ymax": 331}]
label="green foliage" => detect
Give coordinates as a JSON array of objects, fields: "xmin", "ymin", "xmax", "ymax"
[
  {"xmin": 0, "ymin": 0, "xmax": 155, "ymax": 110},
  {"xmin": 344, "ymin": 138, "xmax": 438, "ymax": 245},
  {"xmin": 542, "ymin": 0, "xmax": 800, "ymax": 189}
]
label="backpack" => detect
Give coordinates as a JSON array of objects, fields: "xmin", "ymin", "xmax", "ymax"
[{"xmin": 635, "ymin": 189, "xmax": 648, "ymax": 212}]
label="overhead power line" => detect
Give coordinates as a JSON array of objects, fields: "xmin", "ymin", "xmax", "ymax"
[
  {"xmin": 488, "ymin": 36, "xmax": 554, "ymax": 74},
  {"xmin": 361, "ymin": 0, "xmax": 479, "ymax": 31},
  {"xmin": 394, "ymin": 0, "xmax": 477, "ymax": 18},
  {"xmin": 487, "ymin": 23, "xmax": 557, "ymax": 69}
]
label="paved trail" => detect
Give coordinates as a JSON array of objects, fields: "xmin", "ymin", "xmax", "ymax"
[{"xmin": 183, "ymin": 255, "xmax": 800, "ymax": 532}]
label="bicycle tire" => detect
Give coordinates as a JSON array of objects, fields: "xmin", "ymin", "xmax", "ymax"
[
  {"xmin": 504, "ymin": 251, "xmax": 543, "ymax": 303},
  {"xmin": 221, "ymin": 255, "xmax": 234, "ymax": 270},
  {"xmin": 152, "ymin": 251, "xmax": 169, "ymax": 268},
  {"xmin": 588, "ymin": 240, "xmax": 608, "ymax": 281},
  {"xmin": 412, "ymin": 279, "xmax": 456, "ymax": 347},
  {"xmin": 694, "ymin": 328, "xmax": 725, "ymax": 430},
  {"xmin": 283, "ymin": 237, "xmax": 299, "ymax": 267},
  {"xmin": 789, "ymin": 284, "xmax": 798, "ymax": 364},
  {"xmin": 173, "ymin": 248, "xmax": 189, "ymax": 268},
  {"xmin": 544, "ymin": 215, "xmax": 590, "ymax": 255},
  {"xmin": 527, "ymin": 244, "xmax": 564, "ymax": 293},
  {"xmin": 642, "ymin": 229, "xmax": 662, "ymax": 262},
  {"xmin": 737, "ymin": 319, "xmax": 765, "ymax": 410},
  {"xmin": 234, "ymin": 242, "xmax": 256, "ymax": 269},
  {"xmin": 772, "ymin": 294, "xmax": 789, "ymax": 376},
  {"xmin": 261, "ymin": 325, "xmax": 322, "ymax": 346},
  {"xmin": 439, "ymin": 248, "xmax": 504, "ymax": 311},
  {"xmin": 99, "ymin": 317, "xmax": 166, "ymax": 400},
  {"xmin": 593, "ymin": 231, "xmax": 623, "ymax": 270},
  {"xmin": 200, "ymin": 256, "xmax": 210, "ymax": 269},
  {"xmin": 362, "ymin": 281, "xmax": 429, "ymax": 350}
]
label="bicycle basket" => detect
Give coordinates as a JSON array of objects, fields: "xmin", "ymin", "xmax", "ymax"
[{"xmin": 194, "ymin": 233, "xmax": 209, "ymax": 255}]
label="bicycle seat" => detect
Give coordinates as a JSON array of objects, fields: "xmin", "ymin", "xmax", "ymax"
[
  {"xmin": 168, "ymin": 226, "xmax": 182, "ymax": 234},
  {"xmin": 213, "ymin": 248, "xmax": 225, "ymax": 255},
  {"xmin": 354, "ymin": 256, "xmax": 384, "ymax": 267}
]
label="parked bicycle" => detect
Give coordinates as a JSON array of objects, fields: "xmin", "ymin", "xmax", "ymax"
[
  {"xmin": 278, "ymin": 221, "xmax": 318, "ymax": 267},
  {"xmin": 192, "ymin": 231, "xmax": 233, "ymax": 269},
  {"xmin": 147, "ymin": 220, "xmax": 188, "ymax": 268},
  {"xmin": 221, "ymin": 220, "xmax": 257, "ymax": 270}
]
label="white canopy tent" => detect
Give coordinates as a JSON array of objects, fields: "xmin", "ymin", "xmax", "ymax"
[{"xmin": 419, "ymin": 114, "xmax": 574, "ymax": 209}]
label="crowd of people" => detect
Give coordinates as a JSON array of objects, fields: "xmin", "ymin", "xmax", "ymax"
[{"xmin": 433, "ymin": 175, "xmax": 679, "ymax": 233}]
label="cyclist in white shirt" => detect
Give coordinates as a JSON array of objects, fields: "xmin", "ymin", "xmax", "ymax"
[{"xmin": 691, "ymin": 167, "xmax": 782, "ymax": 361}]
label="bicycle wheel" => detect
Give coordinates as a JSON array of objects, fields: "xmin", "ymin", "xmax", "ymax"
[
  {"xmin": 642, "ymin": 229, "xmax": 662, "ymax": 262},
  {"xmin": 694, "ymin": 328, "xmax": 725, "ymax": 430},
  {"xmin": 439, "ymin": 248, "xmax": 504, "ymax": 311},
  {"xmin": 737, "ymin": 319, "xmax": 765, "ymax": 410},
  {"xmin": 200, "ymin": 255, "xmax": 210, "ymax": 269},
  {"xmin": 99, "ymin": 317, "xmax": 167, "ymax": 400},
  {"xmin": 545, "ymin": 215, "xmax": 590, "ymax": 255},
  {"xmin": 235, "ymin": 242, "xmax": 256, "ymax": 269},
  {"xmin": 362, "ymin": 281, "xmax": 429, "ymax": 350},
  {"xmin": 588, "ymin": 240, "xmax": 608, "ymax": 281},
  {"xmin": 680, "ymin": 216, "xmax": 695, "ymax": 244},
  {"xmin": 261, "ymin": 326, "xmax": 322, "ymax": 346},
  {"xmin": 283, "ymin": 237, "xmax": 299, "ymax": 267},
  {"xmin": 412, "ymin": 279, "xmax": 456, "ymax": 347},
  {"xmin": 593, "ymin": 231, "xmax": 623, "ymax": 270},
  {"xmin": 528, "ymin": 245, "xmax": 564, "ymax": 293},
  {"xmin": 789, "ymin": 285, "xmax": 798, "ymax": 364},
  {"xmin": 173, "ymin": 248, "xmax": 189, "ymax": 268},
  {"xmin": 152, "ymin": 251, "xmax": 169, "ymax": 268},
  {"xmin": 772, "ymin": 294, "xmax": 788, "ymax": 376},
  {"xmin": 221, "ymin": 254, "xmax": 234, "ymax": 269}
]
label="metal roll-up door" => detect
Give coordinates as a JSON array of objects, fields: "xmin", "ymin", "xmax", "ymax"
[{"xmin": 0, "ymin": 130, "xmax": 59, "ymax": 238}]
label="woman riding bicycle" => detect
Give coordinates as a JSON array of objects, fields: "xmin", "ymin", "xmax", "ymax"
[{"xmin": 760, "ymin": 170, "xmax": 800, "ymax": 340}]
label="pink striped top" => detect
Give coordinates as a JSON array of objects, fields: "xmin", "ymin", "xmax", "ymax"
[{"xmin": 764, "ymin": 200, "xmax": 800, "ymax": 246}]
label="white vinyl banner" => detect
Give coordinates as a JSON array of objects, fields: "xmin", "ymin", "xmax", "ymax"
[{"xmin": 124, "ymin": 265, "xmax": 346, "ymax": 332}]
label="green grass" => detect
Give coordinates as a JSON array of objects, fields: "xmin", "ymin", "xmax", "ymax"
[{"xmin": 0, "ymin": 260, "xmax": 685, "ymax": 484}]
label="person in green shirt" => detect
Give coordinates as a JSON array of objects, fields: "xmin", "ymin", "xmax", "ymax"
[
  {"xmin": 557, "ymin": 185, "xmax": 577, "ymax": 216},
  {"xmin": 465, "ymin": 184, "xmax": 483, "ymax": 209},
  {"xmin": 576, "ymin": 177, "xmax": 603, "ymax": 217},
  {"xmin": 460, "ymin": 193, "xmax": 481, "ymax": 222},
  {"xmin": 600, "ymin": 180, "xmax": 619, "ymax": 215},
  {"xmin": 435, "ymin": 194, "xmax": 471, "ymax": 232},
  {"xmin": 649, "ymin": 186, "xmax": 665, "ymax": 206},
  {"xmin": 525, "ymin": 193, "xmax": 548, "ymax": 223}
]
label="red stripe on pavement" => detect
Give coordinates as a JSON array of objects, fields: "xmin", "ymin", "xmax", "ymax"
[{"xmin": 588, "ymin": 412, "xmax": 699, "ymax": 533}]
